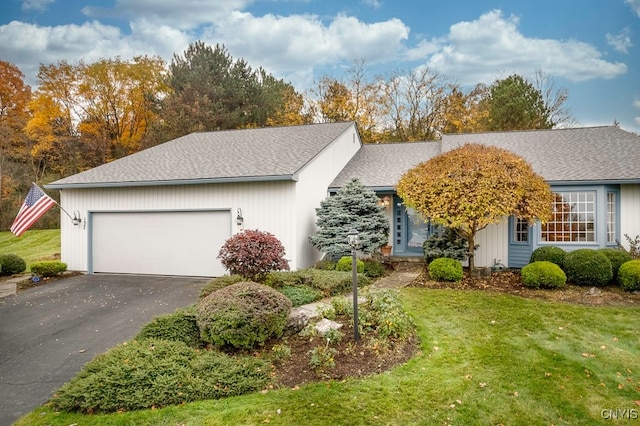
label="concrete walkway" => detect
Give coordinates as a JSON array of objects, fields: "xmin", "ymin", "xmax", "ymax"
[{"xmin": 292, "ymin": 261, "xmax": 424, "ymax": 319}]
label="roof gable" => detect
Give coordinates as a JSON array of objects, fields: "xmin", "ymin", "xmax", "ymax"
[{"xmin": 47, "ymin": 122, "xmax": 357, "ymax": 189}]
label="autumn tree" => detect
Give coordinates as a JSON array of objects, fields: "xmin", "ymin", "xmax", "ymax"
[
  {"xmin": 482, "ymin": 74, "xmax": 552, "ymax": 131},
  {"xmin": 27, "ymin": 56, "xmax": 169, "ymax": 176},
  {"xmin": 441, "ymin": 84, "xmax": 490, "ymax": 134},
  {"xmin": 309, "ymin": 178, "xmax": 390, "ymax": 256},
  {"xmin": 309, "ymin": 60, "xmax": 385, "ymax": 143},
  {"xmin": 396, "ymin": 143, "xmax": 553, "ymax": 271},
  {"xmin": 377, "ymin": 67, "xmax": 452, "ymax": 141},
  {"xmin": 533, "ymin": 68, "xmax": 576, "ymax": 128},
  {"xmin": 0, "ymin": 61, "xmax": 33, "ymax": 224}
]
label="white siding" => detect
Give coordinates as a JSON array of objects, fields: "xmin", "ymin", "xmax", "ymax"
[
  {"xmin": 60, "ymin": 181, "xmax": 296, "ymax": 274},
  {"xmin": 620, "ymin": 184, "xmax": 640, "ymax": 249},
  {"xmin": 474, "ymin": 220, "xmax": 509, "ymax": 268},
  {"xmin": 293, "ymin": 126, "xmax": 362, "ymax": 268}
]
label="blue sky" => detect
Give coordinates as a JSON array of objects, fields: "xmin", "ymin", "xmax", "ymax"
[{"xmin": 2, "ymin": 0, "xmax": 639, "ymax": 132}]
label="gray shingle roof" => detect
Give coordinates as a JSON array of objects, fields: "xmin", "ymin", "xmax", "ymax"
[
  {"xmin": 47, "ymin": 122, "xmax": 356, "ymax": 189},
  {"xmin": 441, "ymin": 126, "xmax": 640, "ymax": 183},
  {"xmin": 331, "ymin": 126, "xmax": 640, "ymax": 189},
  {"xmin": 329, "ymin": 141, "xmax": 442, "ymax": 190}
]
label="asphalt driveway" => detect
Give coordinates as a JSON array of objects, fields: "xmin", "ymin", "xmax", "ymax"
[{"xmin": 0, "ymin": 274, "xmax": 208, "ymax": 426}]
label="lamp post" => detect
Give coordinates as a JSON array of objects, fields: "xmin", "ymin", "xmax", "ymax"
[{"xmin": 347, "ymin": 228, "xmax": 360, "ymax": 341}]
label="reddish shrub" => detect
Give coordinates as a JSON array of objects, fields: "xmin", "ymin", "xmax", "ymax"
[{"xmin": 218, "ymin": 229, "xmax": 289, "ymax": 281}]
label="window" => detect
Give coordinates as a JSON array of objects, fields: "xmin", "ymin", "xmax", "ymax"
[
  {"xmin": 541, "ymin": 192, "xmax": 595, "ymax": 242},
  {"xmin": 514, "ymin": 218, "xmax": 529, "ymax": 242},
  {"xmin": 607, "ymin": 192, "xmax": 616, "ymax": 243}
]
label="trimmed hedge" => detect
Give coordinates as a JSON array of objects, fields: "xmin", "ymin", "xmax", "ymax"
[
  {"xmin": 428, "ymin": 257, "xmax": 463, "ymax": 282},
  {"xmin": 563, "ymin": 249, "xmax": 612, "ymax": 287},
  {"xmin": 618, "ymin": 260, "xmax": 640, "ymax": 291},
  {"xmin": 530, "ymin": 246, "xmax": 567, "ymax": 268},
  {"xmin": 196, "ymin": 281, "xmax": 292, "ymax": 350},
  {"xmin": 0, "ymin": 254, "xmax": 26, "ymax": 275},
  {"xmin": 598, "ymin": 248, "xmax": 632, "ymax": 283},
  {"xmin": 336, "ymin": 256, "xmax": 364, "ymax": 273},
  {"xmin": 30, "ymin": 260, "xmax": 67, "ymax": 277},
  {"xmin": 521, "ymin": 261, "xmax": 566, "ymax": 289},
  {"xmin": 199, "ymin": 275, "xmax": 245, "ymax": 299},
  {"xmin": 135, "ymin": 307, "xmax": 203, "ymax": 348}
]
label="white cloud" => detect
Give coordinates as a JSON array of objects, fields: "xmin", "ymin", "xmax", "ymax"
[
  {"xmin": 606, "ymin": 28, "xmax": 632, "ymax": 53},
  {"xmin": 362, "ymin": 0, "xmax": 382, "ymax": 9},
  {"xmin": 202, "ymin": 12, "xmax": 410, "ymax": 87},
  {"xmin": 21, "ymin": 0, "xmax": 54, "ymax": 11},
  {"xmin": 627, "ymin": 0, "xmax": 640, "ymax": 17},
  {"xmin": 634, "ymin": 98, "xmax": 640, "ymax": 109},
  {"xmin": 426, "ymin": 10, "xmax": 627, "ymax": 85},
  {"xmin": 0, "ymin": 20, "xmax": 184, "ymax": 86},
  {"xmin": 83, "ymin": 0, "xmax": 252, "ymax": 30}
]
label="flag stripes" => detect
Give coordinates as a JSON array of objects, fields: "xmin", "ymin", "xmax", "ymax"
[{"xmin": 10, "ymin": 184, "xmax": 57, "ymax": 237}]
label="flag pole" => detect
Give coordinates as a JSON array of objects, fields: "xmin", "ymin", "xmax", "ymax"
[{"xmin": 32, "ymin": 182, "xmax": 75, "ymax": 222}]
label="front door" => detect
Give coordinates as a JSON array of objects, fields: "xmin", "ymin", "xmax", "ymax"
[{"xmin": 393, "ymin": 196, "xmax": 437, "ymax": 256}]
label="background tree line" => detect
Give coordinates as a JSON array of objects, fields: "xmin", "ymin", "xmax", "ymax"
[{"xmin": 0, "ymin": 40, "xmax": 573, "ymax": 229}]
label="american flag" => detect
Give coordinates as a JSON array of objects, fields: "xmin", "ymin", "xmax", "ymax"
[{"xmin": 10, "ymin": 184, "xmax": 57, "ymax": 237}]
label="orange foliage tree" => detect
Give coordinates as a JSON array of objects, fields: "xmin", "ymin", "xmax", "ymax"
[{"xmin": 396, "ymin": 143, "xmax": 553, "ymax": 271}]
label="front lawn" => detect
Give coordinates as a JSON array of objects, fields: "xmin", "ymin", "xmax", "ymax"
[
  {"xmin": 0, "ymin": 229, "xmax": 60, "ymax": 272},
  {"xmin": 18, "ymin": 288, "xmax": 640, "ymax": 425}
]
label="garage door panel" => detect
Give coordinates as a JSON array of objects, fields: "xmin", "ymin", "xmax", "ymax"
[{"xmin": 92, "ymin": 211, "xmax": 230, "ymax": 276}]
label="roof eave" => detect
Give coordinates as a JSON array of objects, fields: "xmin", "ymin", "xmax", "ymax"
[{"xmin": 45, "ymin": 174, "xmax": 298, "ymax": 190}]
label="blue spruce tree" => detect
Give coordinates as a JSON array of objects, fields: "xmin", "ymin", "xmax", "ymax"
[{"xmin": 309, "ymin": 178, "xmax": 390, "ymax": 256}]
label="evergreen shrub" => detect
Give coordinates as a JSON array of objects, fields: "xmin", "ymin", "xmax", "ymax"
[
  {"xmin": 279, "ymin": 285, "xmax": 323, "ymax": 306},
  {"xmin": 336, "ymin": 256, "xmax": 364, "ymax": 273},
  {"xmin": 30, "ymin": 260, "xmax": 67, "ymax": 277},
  {"xmin": 529, "ymin": 246, "xmax": 567, "ymax": 268},
  {"xmin": 521, "ymin": 261, "xmax": 566, "ymax": 289},
  {"xmin": 423, "ymin": 228, "xmax": 469, "ymax": 263},
  {"xmin": 618, "ymin": 260, "xmax": 640, "ymax": 291},
  {"xmin": 598, "ymin": 248, "xmax": 632, "ymax": 283},
  {"xmin": 196, "ymin": 281, "xmax": 292, "ymax": 349},
  {"xmin": 428, "ymin": 257, "xmax": 463, "ymax": 282},
  {"xmin": 199, "ymin": 275, "xmax": 244, "ymax": 299},
  {"xmin": 563, "ymin": 249, "xmax": 612, "ymax": 286},
  {"xmin": 136, "ymin": 307, "xmax": 203, "ymax": 348},
  {"xmin": 49, "ymin": 339, "xmax": 270, "ymax": 413},
  {"xmin": 0, "ymin": 254, "xmax": 26, "ymax": 275},
  {"xmin": 363, "ymin": 259, "xmax": 386, "ymax": 278}
]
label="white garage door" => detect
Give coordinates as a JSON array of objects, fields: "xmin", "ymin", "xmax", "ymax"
[{"xmin": 91, "ymin": 210, "xmax": 231, "ymax": 276}]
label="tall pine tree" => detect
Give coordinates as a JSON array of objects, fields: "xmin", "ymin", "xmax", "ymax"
[{"xmin": 309, "ymin": 178, "xmax": 390, "ymax": 256}]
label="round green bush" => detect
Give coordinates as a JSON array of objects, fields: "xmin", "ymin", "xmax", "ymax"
[
  {"xmin": 529, "ymin": 246, "xmax": 567, "ymax": 268},
  {"xmin": 618, "ymin": 260, "xmax": 640, "ymax": 292},
  {"xmin": 0, "ymin": 254, "xmax": 26, "ymax": 275},
  {"xmin": 196, "ymin": 281, "xmax": 292, "ymax": 349},
  {"xmin": 428, "ymin": 257, "xmax": 463, "ymax": 282},
  {"xmin": 521, "ymin": 261, "xmax": 567, "ymax": 289},
  {"xmin": 363, "ymin": 259, "xmax": 386, "ymax": 278},
  {"xmin": 336, "ymin": 256, "xmax": 364, "ymax": 273},
  {"xmin": 30, "ymin": 260, "xmax": 67, "ymax": 277},
  {"xmin": 598, "ymin": 248, "xmax": 632, "ymax": 283},
  {"xmin": 563, "ymin": 249, "xmax": 612, "ymax": 287},
  {"xmin": 199, "ymin": 275, "xmax": 245, "ymax": 299},
  {"xmin": 136, "ymin": 307, "xmax": 203, "ymax": 348}
]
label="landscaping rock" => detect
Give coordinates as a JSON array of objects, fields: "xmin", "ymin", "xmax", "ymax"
[
  {"xmin": 314, "ymin": 318, "xmax": 343, "ymax": 336},
  {"xmin": 285, "ymin": 309, "xmax": 311, "ymax": 336},
  {"xmin": 585, "ymin": 287, "xmax": 602, "ymax": 296}
]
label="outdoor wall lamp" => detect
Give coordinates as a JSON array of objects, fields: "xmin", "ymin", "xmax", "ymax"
[
  {"xmin": 72, "ymin": 210, "xmax": 82, "ymax": 226},
  {"xmin": 236, "ymin": 208, "xmax": 244, "ymax": 226},
  {"xmin": 347, "ymin": 228, "xmax": 360, "ymax": 341}
]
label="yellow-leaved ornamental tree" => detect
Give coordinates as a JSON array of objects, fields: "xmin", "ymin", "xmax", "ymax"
[{"xmin": 396, "ymin": 143, "xmax": 553, "ymax": 271}]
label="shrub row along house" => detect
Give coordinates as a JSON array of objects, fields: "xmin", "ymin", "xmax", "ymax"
[{"xmin": 46, "ymin": 122, "xmax": 640, "ymax": 276}]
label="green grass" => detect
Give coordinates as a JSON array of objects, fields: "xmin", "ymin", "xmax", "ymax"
[
  {"xmin": 17, "ymin": 288, "xmax": 640, "ymax": 425},
  {"xmin": 0, "ymin": 229, "xmax": 60, "ymax": 272}
]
